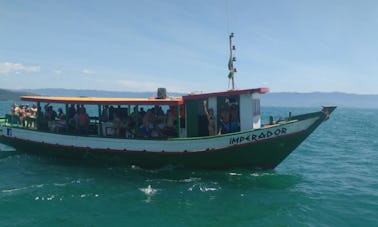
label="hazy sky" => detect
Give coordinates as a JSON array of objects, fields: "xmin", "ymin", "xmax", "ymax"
[{"xmin": 1, "ymin": 0, "xmax": 377, "ymax": 94}]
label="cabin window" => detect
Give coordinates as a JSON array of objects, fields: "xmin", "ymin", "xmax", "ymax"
[
  {"xmin": 185, "ymin": 95, "xmax": 241, "ymax": 137},
  {"xmin": 253, "ymin": 99, "xmax": 260, "ymax": 116},
  {"xmin": 100, "ymin": 104, "xmax": 179, "ymax": 139},
  {"xmin": 24, "ymin": 103, "xmax": 98, "ymax": 135},
  {"xmin": 217, "ymin": 96, "xmax": 240, "ymax": 134}
]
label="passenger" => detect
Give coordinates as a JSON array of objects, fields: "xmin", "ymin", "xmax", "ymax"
[
  {"xmin": 139, "ymin": 107, "xmax": 146, "ymax": 119},
  {"xmin": 57, "ymin": 108, "xmax": 65, "ymax": 119},
  {"xmin": 164, "ymin": 109, "xmax": 177, "ymax": 137},
  {"xmin": 10, "ymin": 103, "xmax": 20, "ymax": 115},
  {"xmin": 108, "ymin": 106, "xmax": 115, "ymax": 121},
  {"xmin": 44, "ymin": 105, "xmax": 57, "ymax": 121},
  {"xmin": 76, "ymin": 104, "xmax": 81, "ymax": 115},
  {"xmin": 8, "ymin": 103, "xmax": 19, "ymax": 124},
  {"xmin": 24, "ymin": 105, "xmax": 33, "ymax": 128},
  {"xmin": 219, "ymin": 106, "xmax": 230, "ymax": 134},
  {"xmin": 34, "ymin": 105, "xmax": 46, "ymax": 130},
  {"xmin": 57, "ymin": 108, "xmax": 66, "ymax": 132},
  {"xmin": 23, "ymin": 104, "xmax": 37, "ymax": 128},
  {"xmin": 67, "ymin": 104, "xmax": 76, "ymax": 130},
  {"xmin": 269, "ymin": 116, "xmax": 274, "ymax": 125},
  {"xmin": 50, "ymin": 108, "xmax": 66, "ymax": 133},
  {"xmin": 46, "ymin": 106, "xmax": 57, "ymax": 131},
  {"xmin": 229, "ymin": 104, "xmax": 239, "ymax": 132},
  {"xmin": 77, "ymin": 107, "xmax": 89, "ymax": 134},
  {"xmin": 101, "ymin": 105, "xmax": 110, "ymax": 122},
  {"xmin": 51, "ymin": 106, "xmax": 57, "ymax": 120},
  {"xmin": 68, "ymin": 104, "xmax": 76, "ymax": 119},
  {"xmin": 18, "ymin": 105, "xmax": 26, "ymax": 126},
  {"xmin": 80, "ymin": 105, "xmax": 86, "ymax": 114},
  {"xmin": 113, "ymin": 113, "xmax": 121, "ymax": 137},
  {"xmin": 43, "ymin": 104, "xmax": 50, "ymax": 119},
  {"xmin": 124, "ymin": 116, "xmax": 135, "ymax": 138},
  {"xmin": 203, "ymin": 100, "xmax": 216, "ymax": 136},
  {"xmin": 30, "ymin": 104, "xmax": 37, "ymax": 117},
  {"xmin": 166, "ymin": 109, "xmax": 176, "ymax": 128},
  {"xmin": 154, "ymin": 106, "xmax": 166, "ymax": 136},
  {"xmin": 141, "ymin": 109, "xmax": 153, "ymax": 137}
]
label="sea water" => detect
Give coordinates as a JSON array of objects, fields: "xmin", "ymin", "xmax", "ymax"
[{"xmin": 1, "ymin": 101, "xmax": 378, "ymax": 226}]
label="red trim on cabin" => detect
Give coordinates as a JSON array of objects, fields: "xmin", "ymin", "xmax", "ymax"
[{"xmin": 182, "ymin": 88, "xmax": 269, "ymax": 100}]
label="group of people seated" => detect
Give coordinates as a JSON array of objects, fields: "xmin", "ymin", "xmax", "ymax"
[
  {"xmin": 43, "ymin": 104, "xmax": 67, "ymax": 133},
  {"xmin": 101, "ymin": 105, "xmax": 178, "ymax": 138},
  {"xmin": 43, "ymin": 104, "xmax": 90, "ymax": 134},
  {"xmin": 66, "ymin": 104, "xmax": 90, "ymax": 134},
  {"xmin": 8, "ymin": 102, "xmax": 179, "ymax": 138},
  {"xmin": 140, "ymin": 106, "xmax": 178, "ymax": 138},
  {"xmin": 9, "ymin": 103, "xmax": 38, "ymax": 128},
  {"xmin": 9, "ymin": 103, "xmax": 90, "ymax": 134}
]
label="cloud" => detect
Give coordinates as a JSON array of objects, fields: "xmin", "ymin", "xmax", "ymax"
[
  {"xmin": 0, "ymin": 62, "xmax": 40, "ymax": 75},
  {"xmin": 53, "ymin": 70, "xmax": 63, "ymax": 75},
  {"xmin": 81, "ymin": 69, "xmax": 96, "ymax": 74},
  {"xmin": 117, "ymin": 80, "xmax": 162, "ymax": 91}
]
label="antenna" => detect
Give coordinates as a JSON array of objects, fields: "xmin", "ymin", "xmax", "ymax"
[{"xmin": 227, "ymin": 32, "xmax": 236, "ymax": 90}]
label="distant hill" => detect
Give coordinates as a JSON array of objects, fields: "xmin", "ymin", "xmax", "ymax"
[
  {"xmin": 5, "ymin": 88, "xmax": 378, "ymax": 109},
  {"xmin": 0, "ymin": 88, "xmax": 36, "ymax": 101},
  {"xmin": 263, "ymin": 92, "xmax": 378, "ymax": 109}
]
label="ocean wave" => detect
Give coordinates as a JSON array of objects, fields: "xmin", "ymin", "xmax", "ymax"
[
  {"xmin": 187, "ymin": 182, "xmax": 221, "ymax": 192},
  {"xmin": 1, "ymin": 184, "xmax": 45, "ymax": 194}
]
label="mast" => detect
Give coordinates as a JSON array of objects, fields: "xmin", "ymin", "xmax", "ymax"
[{"xmin": 227, "ymin": 32, "xmax": 237, "ymax": 90}]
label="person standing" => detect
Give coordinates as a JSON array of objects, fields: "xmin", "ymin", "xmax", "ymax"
[{"xmin": 203, "ymin": 100, "xmax": 216, "ymax": 136}]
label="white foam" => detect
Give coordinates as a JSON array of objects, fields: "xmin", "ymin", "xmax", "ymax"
[
  {"xmin": 139, "ymin": 185, "xmax": 157, "ymax": 196},
  {"xmin": 0, "ymin": 143, "xmax": 16, "ymax": 152}
]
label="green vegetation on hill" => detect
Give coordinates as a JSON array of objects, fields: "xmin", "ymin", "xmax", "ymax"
[{"xmin": 0, "ymin": 88, "xmax": 36, "ymax": 101}]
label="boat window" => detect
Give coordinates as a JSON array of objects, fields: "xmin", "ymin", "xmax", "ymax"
[
  {"xmin": 9, "ymin": 101, "xmax": 181, "ymax": 139},
  {"xmin": 100, "ymin": 104, "xmax": 179, "ymax": 139},
  {"xmin": 218, "ymin": 96, "xmax": 240, "ymax": 134},
  {"xmin": 184, "ymin": 95, "xmax": 242, "ymax": 138}
]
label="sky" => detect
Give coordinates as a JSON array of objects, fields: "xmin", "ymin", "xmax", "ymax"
[{"xmin": 1, "ymin": 0, "xmax": 378, "ymax": 94}]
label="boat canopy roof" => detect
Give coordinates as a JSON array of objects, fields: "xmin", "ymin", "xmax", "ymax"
[
  {"xmin": 20, "ymin": 96, "xmax": 184, "ymax": 106},
  {"xmin": 183, "ymin": 88, "xmax": 268, "ymax": 100},
  {"xmin": 20, "ymin": 88, "xmax": 268, "ymax": 105}
]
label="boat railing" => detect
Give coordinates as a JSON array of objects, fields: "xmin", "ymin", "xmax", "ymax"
[
  {"xmin": 3, "ymin": 114, "xmax": 21, "ymax": 126},
  {"xmin": 0, "ymin": 116, "xmax": 6, "ymax": 125},
  {"xmin": 1, "ymin": 114, "xmax": 37, "ymax": 130}
]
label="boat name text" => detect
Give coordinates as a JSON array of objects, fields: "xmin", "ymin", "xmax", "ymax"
[{"xmin": 229, "ymin": 127, "xmax": 287, "ymax": 145}]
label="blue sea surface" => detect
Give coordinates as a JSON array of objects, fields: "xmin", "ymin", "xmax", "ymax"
[{"xmin": 1, "ymin": 101, "xmax": 378, "ymax": 226}]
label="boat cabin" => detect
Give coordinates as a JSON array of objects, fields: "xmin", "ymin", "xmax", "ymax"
[
  {"xmin": 183, "ymin": 88, "xmax": 268, "ymax": 137},
  {"xmin": 6, "ymin": 87, "xmax": 268, "ymax": 139}
]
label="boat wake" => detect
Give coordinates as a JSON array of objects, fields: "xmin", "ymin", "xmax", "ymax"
[{"xmin": 0, "ymin": 143, "xmax": 18, "ymax": 159}]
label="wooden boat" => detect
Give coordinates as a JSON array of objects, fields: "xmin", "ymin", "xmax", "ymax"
[{"xmin": 0, "ymin": 34, "xmax": 336, "ymax": 169}]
